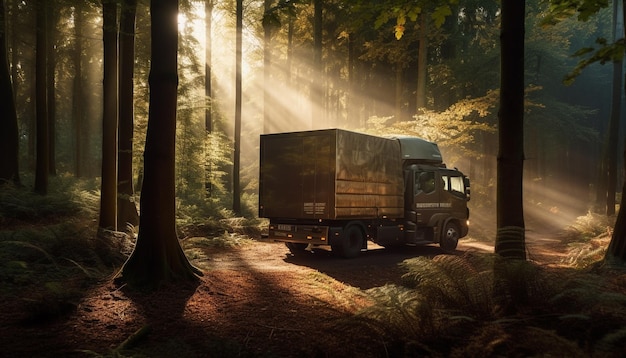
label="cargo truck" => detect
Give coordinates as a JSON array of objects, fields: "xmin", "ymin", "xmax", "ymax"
[{"xmin": 258, "ymin": 129, "xmax": 470, "ymax": 258}]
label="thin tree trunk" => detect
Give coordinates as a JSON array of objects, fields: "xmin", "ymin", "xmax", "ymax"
[
  {"xmin": 233, "ymin": 0, "xmax": 242, "ymax": 214},
  {"xmin": 0, "ymin": 0, "xmax": 20, "ymax": 185},
  {"xmin": 204, "ymin": 0, "xmax": 213, "ymax": 196},
  {"xmin": 312, "ymin": 0, "xmax": 323, "ymax": 129},
  {"xmin": 117, "ymin": 0, "xmax": 139, "ymax": 230},
  {"xmin": 99, "ymin": 0, "xmax": 118, "ymax": 230},
  {"xmin": 34, "ymin": 0, "xmax": 48, "ymax": 195},
  {"xmin": 604, "ymin": 0, "xmax": 626, "ymax": 265},
  {"xmin": 263, "ymin": 0, "xmax": 272, "ymax": 134},
  {"xmin": 606, "ymin": 0, "xmax": 623, "ymax": 216},
  {"xmin": 416, "ymin": 13, "xmax": 428, "ymax": 111},
  {"xmin": 72, "ymin": 5, "xmax": 84, "ymax": 177},
  {"xmin": 47, "ymin": 3, "xmax": 56, "ymax": 176}
]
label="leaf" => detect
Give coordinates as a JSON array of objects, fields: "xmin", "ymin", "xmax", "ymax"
[
  {"xmin": 395, "ymin": 25, "xmax": 405, "ymax": 40},
  {"xmin": 432, "ymin": 5, "xmax": 452, "ymax": 28},
  {"xmin": 571, "ymin": 47, "xmax": 594, "ymax": 57}
]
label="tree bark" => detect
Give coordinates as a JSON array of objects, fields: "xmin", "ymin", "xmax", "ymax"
[
  {"xmin": 117, "ymin": 0, "xmax": 139, "ymax": 230},
  {"xmin": 262, "ymin": 0, "xmax": 274, "ymax": 134},
  {"xmin": 99, "ymin": 0, "xmax": 119, "ymax": 230},
  {"xmin": 233, "ymin": 0, "xmax": 242, "ymax": 215},
  {"xmin": 416, "ymin": 13, "xmax": 428, "ymax": 111},
  {"xmin": 204, "ymin": 0, "xmax": 213, "ymax": 196},
  {"xmin": 34, "ymin": 0, "xmax": 48, "ymax": 195},
  {"xmin": 495, "ymin": 0, "xmax": 526, "ymax": 259},
  {"xmin": 72, "ymin": 4, "xmax": 84, "ymax": 178},
  {"xmin": 47, "ymin": 3, "xmax": 56, "ymax": 177},
  {"xmin": 311, "ymin": 0, "xmax": 323, "ymax": 128},
  {"xmin": 604, "ymin": 0, "xmax": 626, "ymax": 265},
  {"xmin": 0, "ymin": 0, "xmax": 20, "ymax": 185},
  {"xmin": 117, "ymin": 0, "xmax": 201, "ymax": 289}
]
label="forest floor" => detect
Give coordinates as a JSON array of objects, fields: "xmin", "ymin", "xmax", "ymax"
[{"xmin": 1, "ymin": 216, "xmax": 591, "ymax": 358}]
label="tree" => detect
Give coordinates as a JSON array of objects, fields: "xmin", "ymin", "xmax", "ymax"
[
  {"xmin": 0, "ymin": 0, "xmax": 20, "ymax": 185},
  {"xmin": 117, "ymin": 0, "xmax": 201, "ymax": 288},
  {"xmin": 204, "ymin": 0, "xmax": 213, "ymax": 196},
  {"xmin": 99, "ymin": 0, "xmax": 119, "ymax": 231},
  {"xmin": 117, "ymin": 0, "xmax": 139, "ymax": 230},
  {"xmin": 494, "ymin": 0, "xmax": 526, "ymax": 259},
  {"xmin": 233, "ymin": 0, "xmax": 242, "ymax": 214},
  {"xmin": 34, "ymin": 0, "xmax": 48, "ymax": 195}
]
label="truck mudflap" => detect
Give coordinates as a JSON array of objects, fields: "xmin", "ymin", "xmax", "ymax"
[{"xmin": 268, "ymin": 223, "xmax": 330, "ymax": 245}]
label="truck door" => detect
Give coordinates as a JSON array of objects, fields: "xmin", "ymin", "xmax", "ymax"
[
  {"xmin": 439, "ymin": 171, "xmax": 468, "ymax": 219},
  {"xmin": 413, "ymin": 170, "xmax": 440, "ymax": 225}
]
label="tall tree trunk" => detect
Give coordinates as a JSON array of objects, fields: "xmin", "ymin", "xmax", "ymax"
[
  {"xmin": 495, "ymin": 0, "xmax": 526, "ymax": 259},
  {"xmin": 47, "ymin": 3, "xmax": 56, "ymax": 176},
  {"xmin": 394, "ymin": 64, "xmax": 403, "ymax": 121},
  {"xmin": 34, "ymin": 0, "xmax": 48, "ymax": 195},
  {"xmin": 604, "ymin": 0, "xmax": 626, "ymax": 264},
  {"xmin": 204, "ymin": 0, "xmax": 213, "ymax": 196},
  {"xmin": 0, "ymin": 0, "xmax": 20, "ymax": 185},
  {"xmin": 416, "ymin": 13, "xmax": 428, "ymax": 111},
  {"xmin": 72, "ymin": 5, "xmax": 84, "ymax": 177},
  {"xmin": 99, "ymin": 0, "xmax": 118, "ymax": 230},
  {"xmin": 606, "ymin": 0, "xmax": 623, "ymax": 216},
  {"xmin": 233, "ymin": 0, "xmax": 242, "ymax": 214},
  {"xmin": 311, "ymin": 0, "xmax": 323, "ymax": 128},
  {"xmin": 263, "ymin": 0, "xmax": 273, "ymax": 134},
  {"xmin": 117, "ymin": 0, "xmax": 201, "ymax": 289},
  {"xmin": 117, "ymin": 0, "xmax": 139, "ymax": 230}
]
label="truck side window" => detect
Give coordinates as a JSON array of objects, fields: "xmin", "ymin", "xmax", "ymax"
[
  {"xmin": 449, "ymin": 176, "xmax": 464, "ymax": 194},
  {"xmin": 416, "ymin": 172, "xmax": 435, "ymax": 194}
]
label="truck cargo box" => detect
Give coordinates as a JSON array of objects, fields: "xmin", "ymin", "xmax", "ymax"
[{"xmin": 259, "ymin": 129, "xmax": 404, "ymax": 220}]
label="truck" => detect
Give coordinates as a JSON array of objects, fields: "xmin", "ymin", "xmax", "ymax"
[{"xmin": 258, "ymin": 128, "xmax": 470, "ymax": 258}]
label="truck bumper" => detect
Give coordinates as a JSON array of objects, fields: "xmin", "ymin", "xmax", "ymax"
[{"xmin": 268, "ymin": 223, "xmax": 330, "ymax": 245}]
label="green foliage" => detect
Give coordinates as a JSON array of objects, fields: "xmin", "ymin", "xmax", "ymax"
[
  {"xmin": 341, "ymin": 251, "xmax": 626, "ymax": 356},
  {"xmin": 363, "ymin": 89, "xmax": 498, "ymax": 165},
  {"xmin": 542, "ymin": 0, "xmax": 610, "ymax": 25}
]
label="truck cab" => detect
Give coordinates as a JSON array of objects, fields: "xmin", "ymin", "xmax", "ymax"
[{"xmin": 404, "ymin": 165, "xmax": 470, "ymax": 250}]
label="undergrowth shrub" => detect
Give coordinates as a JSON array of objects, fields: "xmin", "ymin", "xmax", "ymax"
[
  {"xmin": 341, "ymin": 252, "xmax": 626, "ymax": 356},
  {"xmin": 563, "ymin": 212, "xmax": 615, "ymax": 268}
]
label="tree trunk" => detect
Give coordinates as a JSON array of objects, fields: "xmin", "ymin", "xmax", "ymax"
[
  {"xmin": 47, "ymin": 3, "xmax": 56, "ymax": 176},
  {"xmin": 416, "ymin": 13, "xmax": 428, "ymax": 111},
  {"xmin": 263, "ymin": 0, "xmax": 272, "ymax": 134},
  {"xmin": 233, "ymin": 0, "xmax": 242, "ymax": 215},
  {"xmin": 72, "ymin": 5, "xmax": 84, "ymax": 178},
  {"xmin": 117, "ymin": 0, "xmax": 139, "ymax": 230},
  {"xmin": 117, "ymin": 0, "xmax": 201, "ymax": 289},
  {"xmin": 606, "ymin": 0, "xmax": 623, "ymax": 216},
  {"xmin": 311, "ymin": 0, "xmax": 323, "ymax": 128},
  {"xmin": 99, "ymin": 0, "xmax": 119, "ymax": 231},
  {"xmin": 495, "ymin": 0, "xmax": 526, "ymax": 259},
  {"xmin": 606, "ymin": 147, "xmax": 626, "ymax": 263},
  {"xmin": 34, "ymin": 0, "xmax": 48, "ymax": 195},
  {"xmin": 394, "ymin": 64, "xmax": 403, "ymax": 122},
  {"xmin": 0, "ymin": 0, "xmax": 20, "ymax": 185},
  {"xmin": 204, "ymin": 0, "xmax": 213, "ymax": 196},
  {"xmin": 604, "ymin": 0, "xmax": 626, "ymax": 265}
]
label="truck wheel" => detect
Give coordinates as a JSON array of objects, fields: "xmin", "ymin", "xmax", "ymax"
[
  {"xmin": 333, "ymin": 225, "xmax": 363, "ymax": 258},
  {"xmin": 440, "ymin": 221, "xmax": 460, "ymax": 252},
  {"xmin": 286, "ymin": 242, "xmax": 309, "ymax": 255}
]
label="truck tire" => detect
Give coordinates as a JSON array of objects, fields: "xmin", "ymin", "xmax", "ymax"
[
  {"xmin": 286, "ymin": 242, "xmax": 309, "ymax": 255},
  {"xmin": 332, "ymin": 225, "xmax": 363, "ymax": 258},
  {"xmin": 440, "ymin": 221, "xmax": 460, "ymax": 252}
]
